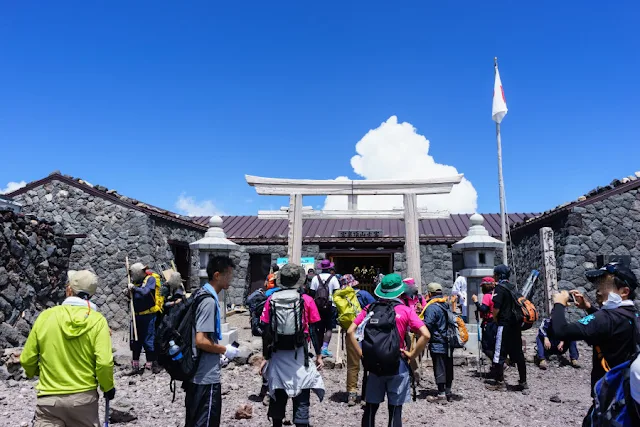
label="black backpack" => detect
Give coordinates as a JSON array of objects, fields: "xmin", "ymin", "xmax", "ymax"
[
  {"xmin": 247, "ymin": 289, "xmax": 268, "ymax": 337},
  {"xmin": 155, "ymin": 291, "xmax": 213, "ymax": 385},
  {"xmin": 314, "ymin": 274, "xmax": 333, "ymax": 311},
  {"xmin": 361, "ymin": 300, "xmax": 401, "ymax": 376}
]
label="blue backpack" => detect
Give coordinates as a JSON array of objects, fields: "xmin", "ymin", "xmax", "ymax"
[{"xmin": 590, "ymin": 354, "xmax": 640, "ymax": 426}]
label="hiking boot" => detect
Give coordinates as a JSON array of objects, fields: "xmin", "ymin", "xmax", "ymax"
[
  {"xmin": 571, "ymin": 359, "xmax": 580, "ymax": 368},
  {"xmin": 538, "ymin": 359, "xmax": 548, "ymax": 370},
  {"xmin": 347, "ymin": 392, "xmax": 357, "ymax": 407},
  {"xmin": 125, "ymin": 362, "xmax": 143, "ymax": 376},
  {"xmin": 321, "ymin": 348, "xmax": 333, "ymax": 358},
  {"xmin": 151, "ymin": 361, "xmax": 163, "ymax": 374},
  {"xmin": 485, "ymin": 380, "xmax": 506, "ymax": 391},
  {"xmin": 518, "ymin": 382, "xmax": 530, "ymax": 395},
  {"xmin": 427, "ymin": 394, "xmax": 447, "ymax": 403}
]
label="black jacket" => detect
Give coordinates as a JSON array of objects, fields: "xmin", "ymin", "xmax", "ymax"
[
  {"xmin": 423, "ymin": 301, "xmax": 448, "ymax": 354},
  {"xmin": 493, "ymin": 281, "xmax": 517, "ymax": 327},
  {"xmin": 551, "ymin": 303, "xmax": 638, "ymax": 392}
]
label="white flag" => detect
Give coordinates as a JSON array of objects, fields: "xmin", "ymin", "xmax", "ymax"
[{"xmin": 492, "ymin": 64, "xmax": 508, "ymax": 123}]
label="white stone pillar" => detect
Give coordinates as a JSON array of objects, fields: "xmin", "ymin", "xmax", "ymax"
[
  {"xmin": 287, "ymin": 194, "xmax": 303, "ymax": 263},
  {"xmin": 540, "ymin": 227, "xmax": 559, "ymax": 317},
  {"xmin": 403, "ymin": 193, "xmax": 422, "ymax": 292}
]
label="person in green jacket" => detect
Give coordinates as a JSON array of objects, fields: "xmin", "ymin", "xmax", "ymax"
[{"xmin": 20, "ymin": 270, "xmax": 115, "ymax": 427}]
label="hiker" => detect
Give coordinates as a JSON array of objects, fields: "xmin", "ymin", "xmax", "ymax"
[
  {"xmin": 486, "ymin": 264, "xmax": 528, "ymax": 392},
  {"xmin": 303, "ymin": 268, "xmax": 316, "ymax": 294},
  {"xmin": 21, "ymin": 270, "xmax": 115, "ymax": 427},
  {"xmin": 259, "ymin": 263, "xmax": 325, "ymax": 427},
  {"xmin": 401, "ymin": 278, "xmax": 426, "ymax": 314},
  {"xmin": 422, "ymin": 282, "xmax": 456, "ymax": 402},
  {"xmin": 550, "ymin": 262, "xmax": 639, "ymax": 424},
  {"xmin": 309, "ymin": 259, "xmax": 341, "ymax": 357},
  {"xmin": 632, "ymin": 354, "xmax": 640, "ymax": 417},
  {"xmin": 472, "ymin": 276, "xmax": 498, "ymax": 359},
  {"xmin": 265, "ymin": 264, "xmax": 280, "ymax": 290},
  {"xmin": 163, "ymin": 271, "xmax": 186, "ymax": 315},
  {"xmin": 452, "ymin": 275, "xmax": 468, "ymax": 322},
  {"xmin": 536, "ymin": 317, "xmax": 579, "ymax": 370},
  {"xmin": 126, "ymin": 262, "xmax": 164, "ymax": 374},
  {"xmin": 185, "ymin": 255, "xmax": 240, "ymax": 427},
  {"xmin": 347, "ymin": 273, "xmax": 430, "ymax": 427}
]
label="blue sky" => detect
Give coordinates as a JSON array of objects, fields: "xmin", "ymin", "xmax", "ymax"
[{"xmin": 2, "ymin": 1, "xmax": 639, "ymax": 216}]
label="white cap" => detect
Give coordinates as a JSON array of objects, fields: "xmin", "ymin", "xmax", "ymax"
[
  {"xmin": 631, "ymin": 353, "xmax": 640, "ymax": 404},
  {"xmin": 130, "ymin": 262, "xmax": 147, "ymax": 273}
]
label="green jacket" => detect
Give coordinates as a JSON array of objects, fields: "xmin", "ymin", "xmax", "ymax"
[{"xmin": 20, "ymin": 299, "xmax": 115, "ymax": 396}]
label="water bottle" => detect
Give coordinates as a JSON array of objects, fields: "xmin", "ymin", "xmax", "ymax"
[
  {"xmin": 355, "ymin": 312, "xmax": 373, "ymax": 342},
  {"xmin": 168, "ymin": 340, "xmax": 183, "ymax": 361}
]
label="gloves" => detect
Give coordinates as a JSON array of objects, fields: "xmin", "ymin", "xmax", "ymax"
[
  {"xmin": 127, "ymin": 283, "xmax": 135, "ymax": 291},
  {"xmin": 104, "ymin": 387, "xmax": 116, "ymax": 400},
  {"xmin": 224, "ymin": 344, "xmax": 240, "ymax": 360}
]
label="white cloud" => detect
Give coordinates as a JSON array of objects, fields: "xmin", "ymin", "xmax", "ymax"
[
  {"xmin": 0, "ymin": 181, "xmax": 27, "ymax": 195},
  {"xmin": 175, "ymin": 194, "xmax": 224, "ymax": 216},
  {"xmin": 324, "ymin": 116, "xmax": 477, "ymax": 213}
]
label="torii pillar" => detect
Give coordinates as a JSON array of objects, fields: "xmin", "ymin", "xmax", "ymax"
[{"xmin": 246, "ymin": 175, "xmax": 463, "ymax": 293}]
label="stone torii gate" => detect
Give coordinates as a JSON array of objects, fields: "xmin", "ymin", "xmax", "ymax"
[{"xmin": 246, "ymin": 175, "xmax": 462, "ymax": 291}]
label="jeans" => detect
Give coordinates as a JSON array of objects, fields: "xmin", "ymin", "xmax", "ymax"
[
  {"xmin": 536, "ymin": 334, "xmax": 579, "ymax": 361},
  {"xmin": 346, "ymin": 335, "xmax": 361, "ymax": 393}
]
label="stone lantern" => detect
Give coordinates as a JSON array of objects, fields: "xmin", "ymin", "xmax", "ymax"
[
  {"xmin": 190, "ymin": 215, "xmax": 239, "ymax": 346},
  {"xmin": 452, "ymin": 213, "xmax": 505, "ymax": 354}
]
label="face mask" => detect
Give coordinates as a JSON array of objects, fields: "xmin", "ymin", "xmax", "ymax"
[{"xmin": 602, "ymin": 291, "xmax": 623, "ymax": 310}]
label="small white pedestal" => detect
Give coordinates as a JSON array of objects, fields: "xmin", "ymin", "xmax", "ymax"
[{"xmin": 219, "ymin": 323, "xmax": 238, "ymax": 347}]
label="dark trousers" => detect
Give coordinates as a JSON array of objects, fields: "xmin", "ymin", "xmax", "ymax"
[
  {"xmin": 185, "ymin": 382, "xmax": 222, "ymax": 427},
  {"xmin": 430, "ymin": 351, "xmax": 454, "ymax": 393},
  {"xmin": 268, "ymin": 389, "xmax": 311, "ymax": 427},
  {"xmin": 492, "ymin": 325, "xmax": 526, "ymax": 384},
  {"xmin": 536, "ymin": 334, "xmax": 579, "ymax": 361},
  {"xmin": 130, "ymin": 313, "xmax": 157, "ymax": 362}
]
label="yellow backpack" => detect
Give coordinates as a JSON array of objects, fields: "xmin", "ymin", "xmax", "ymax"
[
  {"xmin": 333, "ymin": 286, "xmax": 362, "ymax": 330},
  {"xmin": 138, "ymin": 272, "xmax": 165, "ymax": 315}
]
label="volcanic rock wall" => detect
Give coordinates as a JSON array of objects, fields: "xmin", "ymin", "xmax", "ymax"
[{"xmin": 0, "ymin": 210, "xmax": 71, "ymax": 348}]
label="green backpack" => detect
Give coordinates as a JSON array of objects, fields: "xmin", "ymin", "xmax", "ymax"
[{"xmin": 333, "ymin": 286, "xmax": 362, "ymax": 330}]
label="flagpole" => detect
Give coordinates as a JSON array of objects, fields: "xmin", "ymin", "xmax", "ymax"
[{"xmin": 494, "ymin": 57, "xmax": 509, "ymax": 264}]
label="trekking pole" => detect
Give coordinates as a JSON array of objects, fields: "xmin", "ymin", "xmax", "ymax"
[
  {"xmin": 104, "ymin": 398, "xmax": 110, "ymax": 427},
  {"xmin": 126, "ymin": 256, "xmax": 138, "ymax": 342}
]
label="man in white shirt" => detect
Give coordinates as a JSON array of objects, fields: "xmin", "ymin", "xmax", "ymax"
[
  {"xmin": 452, "ymin": 275, "xmax": 468, "ymax": 322},
  {"xmin": 310, "ymin": 259, "xmax": 341, "ymax": 357}
]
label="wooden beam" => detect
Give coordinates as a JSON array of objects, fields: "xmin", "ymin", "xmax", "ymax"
[
  {"xmin": 257, "ymin": 209, "xmax": 450, "ymax": 220},
  {"xmin": 246, "ymin": 175, "xmax": 463, "ymax": 196},
  {"xmin": 540, "ymin": 227, "xmax": 559, "ymax": 317},
  {"xmin": 287, "ymin": 194, "xmax": 303, "ymax": 264},
  {"xmin": 403, "ymin": 193, "xmax": 422, "ymax": 293}
]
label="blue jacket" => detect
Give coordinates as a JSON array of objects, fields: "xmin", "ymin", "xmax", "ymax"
[
  {"xmin": 356, "ymin": 290, "xmax": 375, "ymax": 309},
  {"xmin": 423, "ymin": 301, "xmax": 448, "ymax": 354}
]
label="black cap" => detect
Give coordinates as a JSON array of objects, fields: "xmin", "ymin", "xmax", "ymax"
[
  {"xmin": 585, "ymin": 262, "xmax": 638, "ymax": 290},
  {"xmin": 494, "ymin": 264, "xmax": 511, "ymax": 280}
]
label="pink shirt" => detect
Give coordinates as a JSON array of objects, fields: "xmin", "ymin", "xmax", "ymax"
[
  {"xmin": 353, "ymin": 302, "xmax": 425, "ymax": 350},
  {"xmin": 401, "ymin": 295, "xmax": 426, "ymax": 313},
  {"xmin": 481, "ymin": 293, "xmax": 494, "ymax": 321},
  {"xmin": 260, "ymin": 293, "xmax": 321, "ymax": 334}
]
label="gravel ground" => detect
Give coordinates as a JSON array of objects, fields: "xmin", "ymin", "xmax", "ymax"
[{"xmin": 1, "ymin": 313, "xmax": 593, "ymax": 427}]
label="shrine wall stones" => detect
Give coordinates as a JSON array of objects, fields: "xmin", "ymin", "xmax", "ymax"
[
  {"xmin": 0, "ymin": 210, "xmax": 71, "ymax": 348},
  {"xmin": 11, "ymin": 178, "xmax": 205, "ymax": 330},
  {"xmin": 394, "ymin": 244, "xmax": 454, "ymax": 291},
  {"xmin": 511, "ymin": 187, "xmax": 640, "ymax": 315}
]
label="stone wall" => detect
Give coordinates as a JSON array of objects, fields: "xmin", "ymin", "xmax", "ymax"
[
  {"xmin": 0, "ymin": 210, "xmax": 71, "ymax": 348},
  {"xmin": 394, "ymin": 244, "xmax": 454, "ymax": 292},
  {"xmin": 12, "ymin": 179, "xmax": 204, "ymax": 329}
]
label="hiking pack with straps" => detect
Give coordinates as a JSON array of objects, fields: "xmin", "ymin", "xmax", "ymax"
[
  {"xmin": 589, "ymin": 310, "xmax": 640, "ymax": 426},
  {"xmin": 246, "ymin": 289, "xmax": 268, "ymax": 337},
  {"xmin": 155, "ymin": 291, "xmax": 213, "ymax": 400},
  {"xmin": 264, "ymin": 289, "xmax": 309, "ymax": 366},
  {"xmin": 435, "ymin": 302, "xmax": 469, "ymax": 352},
  {"xmin": 314, "ymin": 274, "xmax": 334, "ymax": 311},
  {"xmin": 333, "ymin": 286, "xmax": 362, "ymax": 330},
  {"xmin": 497, "ymin": 282, "xmax": 538, "ymax": 330}
]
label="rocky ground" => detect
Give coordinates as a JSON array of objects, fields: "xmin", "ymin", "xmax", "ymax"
[{"xmin": 0, "ymin": 313, "xmax": 593, "ymax": 427}]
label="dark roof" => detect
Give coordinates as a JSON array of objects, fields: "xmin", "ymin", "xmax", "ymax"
[
  {"xmin": 7, "ymin": 172, "xmax": 206, "ymax": 231},
  {"xmin": 190, "ymin": 213, "xmax": 534, "ymax": 244},
  {"xmin": 511, "ymin": 173, "xmax": 640, "ymax": 232}
]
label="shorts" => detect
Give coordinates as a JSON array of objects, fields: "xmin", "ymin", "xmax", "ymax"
[
  {"xmin": 319, "ymin": 306, "xmax": 337, "ymax": 331},
  {"xmin": 364, "ymin": 361, "xmax": 411, "ymax": 405}
]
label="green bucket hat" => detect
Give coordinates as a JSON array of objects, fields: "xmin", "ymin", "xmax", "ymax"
[{"xmin": 374, "ymin": 273, "xmax": 406, "ymax": 299}]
